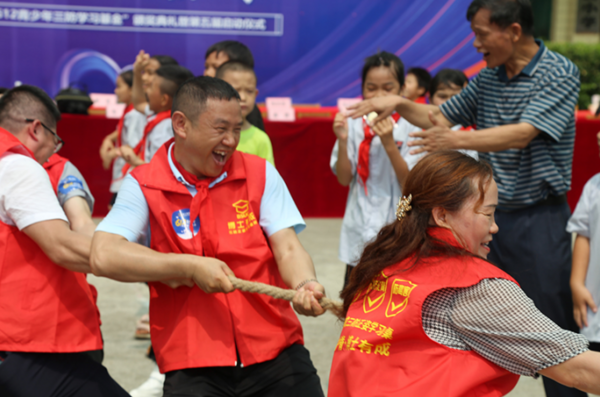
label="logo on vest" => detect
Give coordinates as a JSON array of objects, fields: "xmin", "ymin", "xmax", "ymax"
[
  {"xmin": 227, "ymin": 200, "xmax": 258, "ymax": 234},
  {"xmin": 58, "ymin": 175, "xmax": 84, "ymax": 195},
  {"xmin": 385, "ymin": 279, "xmax": 417, "ymax": 317},
  {"xmin": 171, "ymin": 209, "xmax": 200, "ymax": 240},
  {"xmin": 363, "ymin": 273, "xmax": 388, "ymax": 313}
]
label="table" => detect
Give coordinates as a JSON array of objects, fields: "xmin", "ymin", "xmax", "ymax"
[
  {"xmin": 570, "ymin": 113, "xmax": 600, "ymax": 210},
  {"xmin": 57, "ymin": 113, "xmax": 600, "ymax": 218}
]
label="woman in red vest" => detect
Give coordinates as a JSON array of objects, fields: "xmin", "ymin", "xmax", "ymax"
[{"xmin": 329, "ymin": 150, "xmax": 600, "ymax": 396}]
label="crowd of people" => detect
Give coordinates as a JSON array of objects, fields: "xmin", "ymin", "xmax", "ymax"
[{"xmin": 3, "ymin": 0, "xmax": 600, "ymax": 396}]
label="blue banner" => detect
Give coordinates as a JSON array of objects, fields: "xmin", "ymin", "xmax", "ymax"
[{"xmin": 0, "ymin": 0, "xmax": 483, "ymax": 105}]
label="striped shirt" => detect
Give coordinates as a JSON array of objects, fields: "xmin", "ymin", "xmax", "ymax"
[{"xmin": 439, "ymin": 40, "xmax": 580, "ymax": 210}]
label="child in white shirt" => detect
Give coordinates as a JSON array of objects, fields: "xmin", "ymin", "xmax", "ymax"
[
  {"xmin": 567, "ymin": 173, "xmax": 600, "ymax": 351},
  {"xmin": 331, "ymin": 51, "xmax": 420, "ymax": 287}
]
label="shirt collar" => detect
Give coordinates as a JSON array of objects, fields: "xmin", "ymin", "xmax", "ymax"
[
  {"xmin": 497, "ymin": 39, "xmax": 546, "ymax": 82},
  {"xmin": 167, "ymin": 143, "xmax": 227, "ymax": 189}
]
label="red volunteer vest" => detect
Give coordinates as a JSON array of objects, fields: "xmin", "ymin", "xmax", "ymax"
[
  {"xmin": 0, "ymin": 128, "xmax": 102, "ymax": 353},
  {"xmin": 328, "ymin": 228, "xmax": 520, "ymax": 397},
  {"xmin": 43, "ymin": 153, "xmax": 101, "ymax": 320},
  {"xmin": 132, "ymin": 141, "xmax": 303, "ymax": 373},
  {"xmin": 43, "ymin": 153, "xmax": 68, "ymax": 191}
]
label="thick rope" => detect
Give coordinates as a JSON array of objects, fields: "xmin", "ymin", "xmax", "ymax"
[{"xmin": 228, "ymin": 275, "xmax": 343, "ymax": 315}]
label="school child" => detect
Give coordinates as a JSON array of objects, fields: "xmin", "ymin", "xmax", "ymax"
[
  {"xmin": 204, "ymin": 40, "xmax": 265, "ymax": 131},
  {"xmin": 567, "ymin": 173, "xmax": 600, "ymax": 352},
  {"xmin": 429, "ymin": 68, "xmax": 469, "ymax": 106},
  {"xmin": 216, "ymin": 61, "xmax": 275, "ymax": 165},
  {"xmin": 402, "ymin": 66, "xmax": 431, "ymax": 104},
  {"xmin": 99, "ymin": 70, "xmax": 146, "ymax": 207},
  {"xmin": 121, "ymin": 65, "xmax": 193, "ymax": 169},
  {"xmin": 131, "ymin": 51, "xmax": 179, "ymax": 113},
  {"xmin": 330, "ymin": 51, "xmax": 420, "ymax": 287},
  {"xmin": 404, "ymin": 68, "xmax": 478, "ymax": 169}
]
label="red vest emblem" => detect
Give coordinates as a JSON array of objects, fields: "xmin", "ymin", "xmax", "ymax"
[{"xmin": 385, "ymin": 279, "xmax": 417, "ymax": 317}]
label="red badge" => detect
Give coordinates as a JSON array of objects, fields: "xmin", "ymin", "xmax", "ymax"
[{"xmin": 385, "ymin": 279, "xmax": 417, "ymax": 317}]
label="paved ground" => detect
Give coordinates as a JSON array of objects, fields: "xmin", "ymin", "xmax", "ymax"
[{"xmin": 89, "ymin": 218, "xmax": 579, "ymax": 396}]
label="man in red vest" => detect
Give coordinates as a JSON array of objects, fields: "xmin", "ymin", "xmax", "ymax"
[
  {"xmin": 0, "ymin": 85, "xmax": 129, "ymax": 396},
  {"xmin": 92, "ymin": 76, "xmax": 326, "ymax": 396}
]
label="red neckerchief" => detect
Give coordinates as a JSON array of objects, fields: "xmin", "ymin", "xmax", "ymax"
[
  {"xmin": 120, "ymin": 110, "xmax": 171, "ymax": 176},
  {"xmin": 116, "ymin": 103, "xmax": 134, "ymax": 148},
  {"xmin": 357, "ymin": 112, "xmax": 401, "ymax": 195},
  {"xmin": 172, "ymin": 148, "xmax": 226, "ymax": 258}
]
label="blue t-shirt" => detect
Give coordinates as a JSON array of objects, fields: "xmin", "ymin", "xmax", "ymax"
[{"xmin": 97, "ymin": 143, "xmax": 305, "ymax": 244}]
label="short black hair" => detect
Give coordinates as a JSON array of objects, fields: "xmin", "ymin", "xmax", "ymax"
[
  {"xmin": 467, "ymin": 0, "xmax": 534, "ymax": 36},
  {"xmin": 361, "ymin": 51, "xmax": 405, "ymax": 92},
  {"xmin": 215, "ymin": 61, "xmax": 257, "ymax": 83},
  {"xmin": 172, "ymin": 76, "xmax": 240, "ymax": 123},
  {"xmin": 407, "ymin": 67, "xmax": 432, "ymax": 93},
  {"xmin": 119, "ymin": 70, "xmax": 134, "ymax": 87},
  {"xmin": 0, "ymin": 87, "xmax": 8, "ymax": 95},
  {"xmin": 155, "ymin": 65, "xmax": 194, "ymax": 98},
  {"xmin": 430, "ymin": 69, "xmax": 468, "ymax": 98},
  {"xmin": 205, "ymin": 41, "xmax": 254, "ymax": 68},
  {"xmin": 0, "ymin": 85, "xmax": 61, "ymax": 132},
  {"xmin": 151, "ymin": 55, "xmax": 179, "ymax": 67}
]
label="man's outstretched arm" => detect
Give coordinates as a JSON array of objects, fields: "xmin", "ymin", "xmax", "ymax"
[
  {"xmin": 269, "ymin": 227, "xmax": 326, "ymax": 317},
  {"xmin": 91, "ymin": 231, "xmax": 234, "ymax": 293},
  {"xmin": 347, "ymin": 95, "xmax": 453, "ymax": 129},
  {"xmin": 23, "ymin": 219, "xmax": 92, "ymax": 273}
]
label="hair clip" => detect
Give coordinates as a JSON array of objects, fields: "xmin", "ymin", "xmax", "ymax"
[{"xmin": 396, "ymin": 194, "xmax": 412, "ymax": 221}]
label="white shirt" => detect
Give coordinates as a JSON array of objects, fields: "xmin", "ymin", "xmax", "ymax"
[
  {"xmin": 110, "ymin": 108, "xmax": 147, "ymax": 193},
  {"xmin": 143, "ymin": 105, "xmax": 174, "ymax": 164},
  {"xmin": 0, "ymin": 153, "xmax": 67, "ymax": 230},
  {"xmin": 330, "ymin": 116, "xmax": 421, "ymax": 266},
  {"xmin": 567, "ymin": 173, "xmax": 600, "ymax": 342},
  {"xmin": 97, "ymin": 143, "xmax": 305, "ymax": 244},
  {"xmin": 403, "ymin": 124, "xmax": 479, "ymax": 170}
]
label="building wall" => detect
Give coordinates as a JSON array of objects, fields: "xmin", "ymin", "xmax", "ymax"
[{"xmin": 552, "ymin": 0, "xmax": 600, "ymax": 43}]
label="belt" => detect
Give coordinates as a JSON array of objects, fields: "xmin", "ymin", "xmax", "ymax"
[{"xmin": 537, "ymin": 193, "xmax": 567, "ymax": 206}]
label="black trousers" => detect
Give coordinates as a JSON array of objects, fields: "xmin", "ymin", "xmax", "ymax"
[
  {"xmin": 0, "ymin": 351, "xmax": 129, "ymax": 397},
  {"xmin": 488, "ymin": 201, "xmax": 586, "ymax": 397},
  {"xmin": 163, "ymin": 344, "xmax": 324, "ymax": 397}
]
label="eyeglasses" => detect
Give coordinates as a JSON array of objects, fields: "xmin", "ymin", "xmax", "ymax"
[{"xmin": 25, "ymin": 118, "xmax": 64, "ymax": 153}]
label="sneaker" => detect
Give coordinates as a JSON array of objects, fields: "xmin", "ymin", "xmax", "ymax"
[
  {"xmin": 130, "ymin": 364, "xmax": 165, "ymax": 397},
  {"xmin": 134, "ymin": 314, "xmax": 151, "ymax": 340}
]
